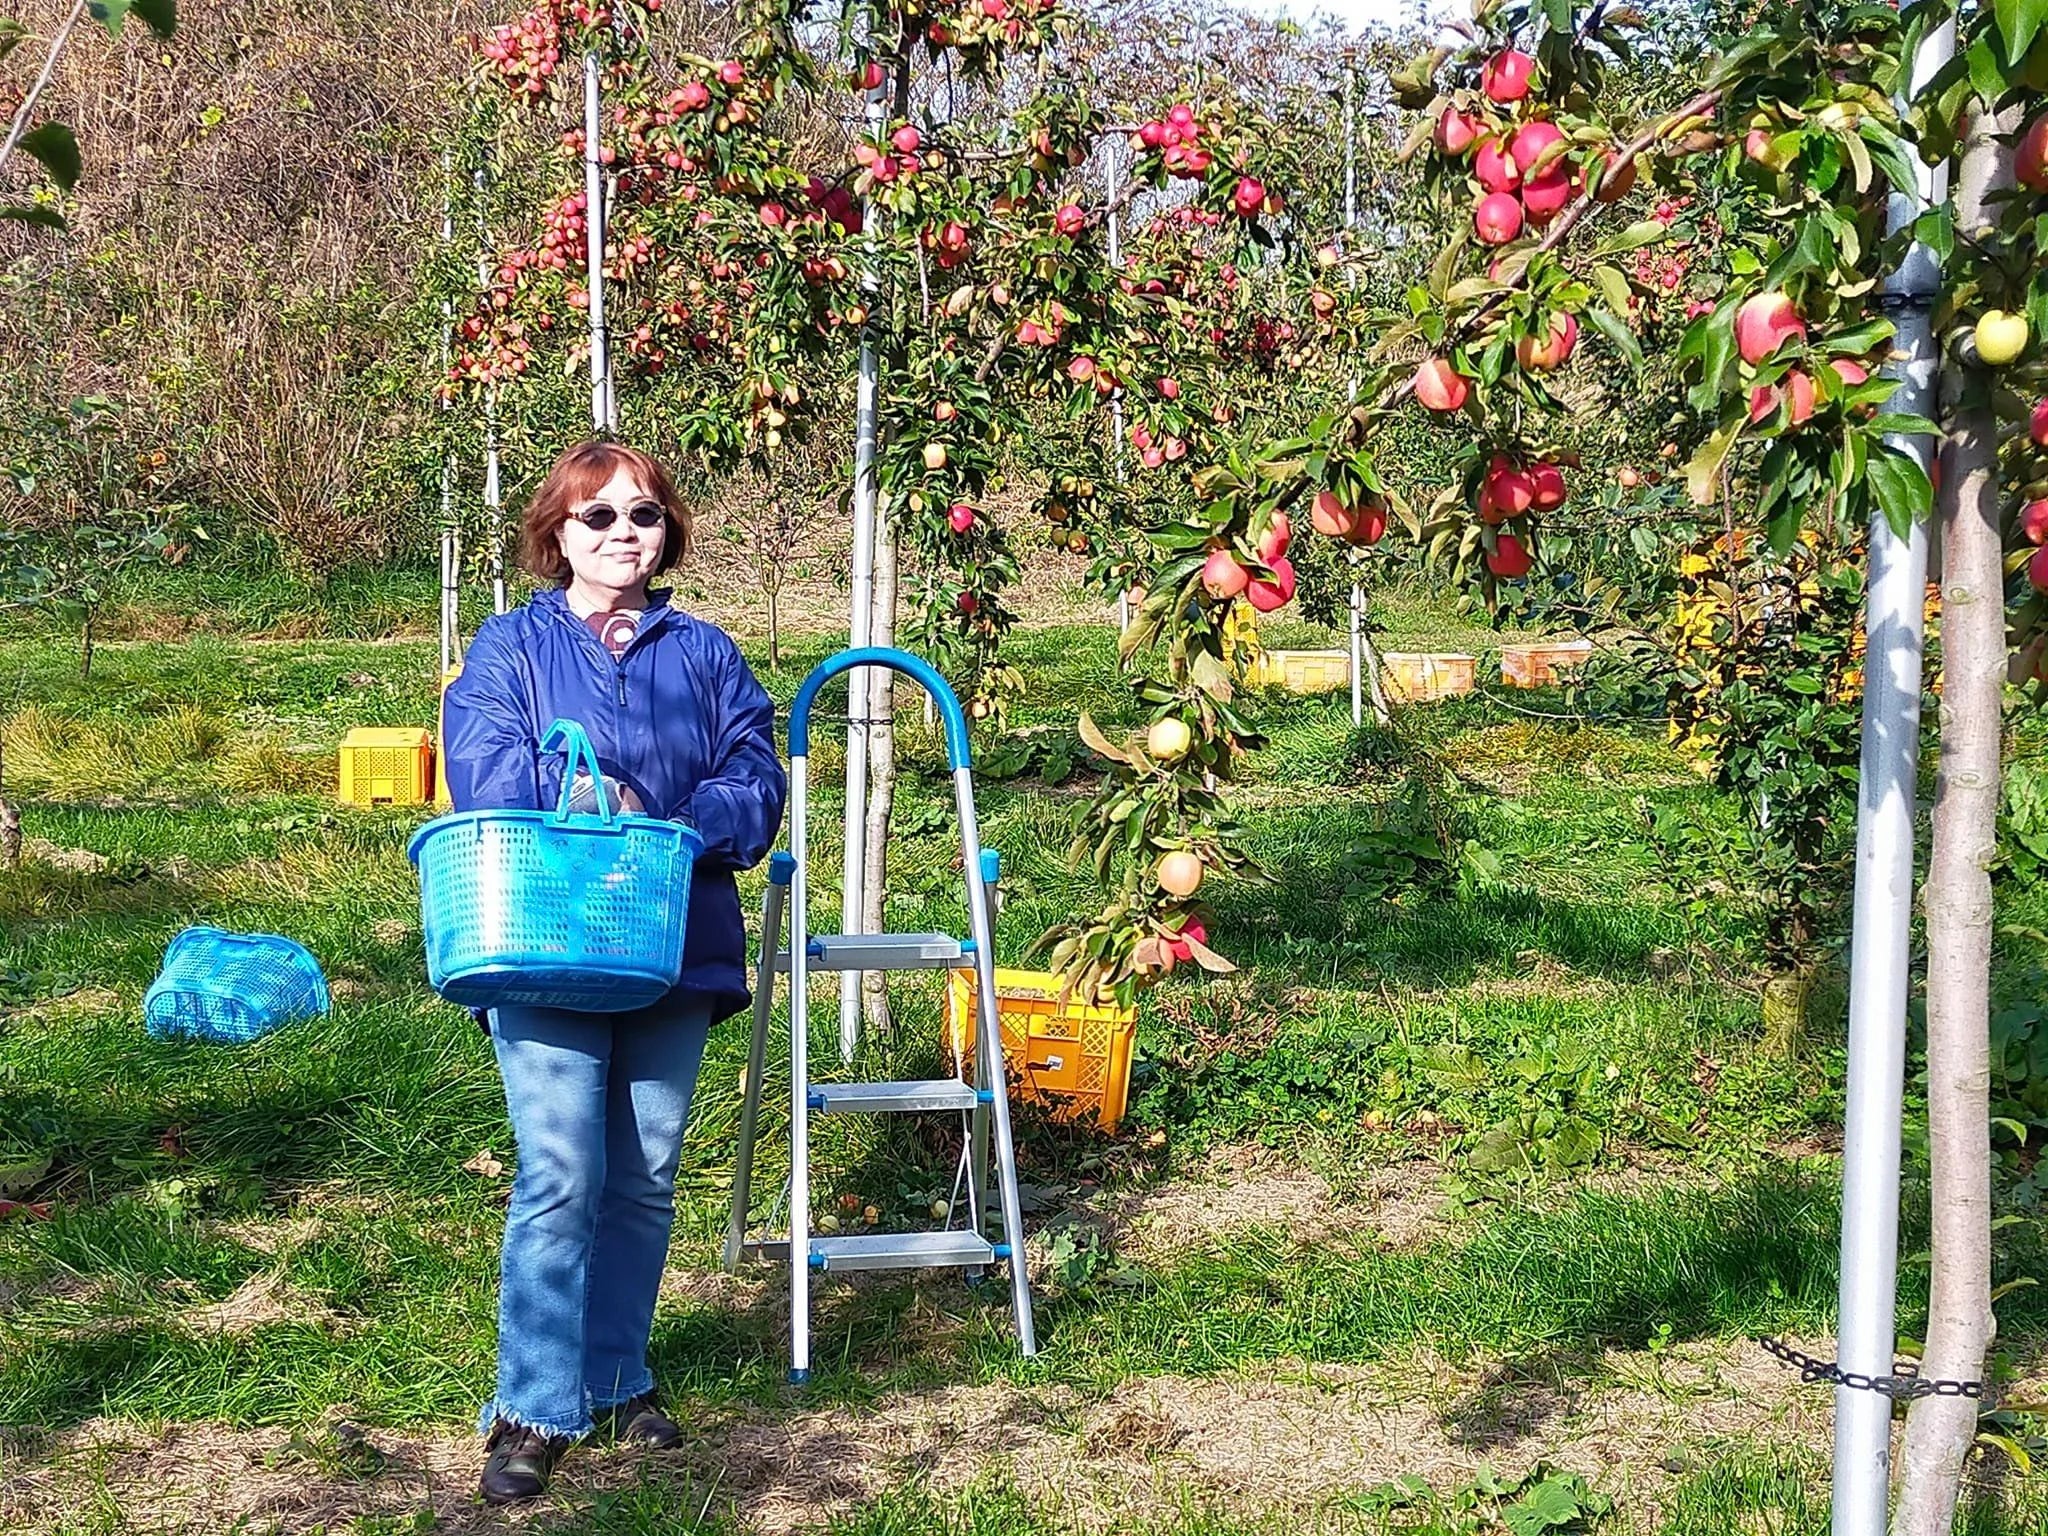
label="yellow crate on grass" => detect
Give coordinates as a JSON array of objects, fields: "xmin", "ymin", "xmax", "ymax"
[
  {"xmin": 434, "ymin": 662, "xmax": 463, "ymax": 807},
  {"xmin": 1249, "ymin": 648, "xmax": 1352, "ymax": 694},
  {"xmin": 338, "ymin": 727, "xmax": 434, "ymax": 808},
  {"xmin": 945, "ymin": 967, "xmax": 1138, "ymax": 1132}
]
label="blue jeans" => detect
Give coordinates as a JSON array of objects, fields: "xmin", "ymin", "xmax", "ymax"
[{"xmin": 479, "ymin": 995, "xmax": 713, "ymax": 1439}]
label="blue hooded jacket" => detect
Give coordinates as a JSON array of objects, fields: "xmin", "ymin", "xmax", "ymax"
[{"xmin": 440, "ymin": 587, "xmax": 787, "ymax": 1023}]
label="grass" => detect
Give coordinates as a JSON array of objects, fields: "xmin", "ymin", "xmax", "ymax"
[{"xmin": 2, "ymin": 600, "xmax": 2046, "ymax": 1532}]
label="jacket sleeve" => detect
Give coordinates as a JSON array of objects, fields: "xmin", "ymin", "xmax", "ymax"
[
  {"xmin": 442, "ymin": 621, "xmax": 543, "ymax": 812},
  {"xmin": 684, "ymin": 638, "xmax": 787, "ymax": 871}
]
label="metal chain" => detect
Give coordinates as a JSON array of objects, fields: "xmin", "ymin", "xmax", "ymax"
[{"xmin": 1759, "ymin": 1336, "xmax": 1992, "ymax": 1404}]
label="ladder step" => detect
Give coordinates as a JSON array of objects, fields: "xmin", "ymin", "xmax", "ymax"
[
  {"xmin": 808, "ymin": 1078, "xmax": 986, "ymax": 1114},
  {"xmin": 809, "ymin": 1231, "xmax": 1002, "ymax": 1272},
  {"xmin": 774, "ymin": 933, "xmax": 966, "ymax": 972}
]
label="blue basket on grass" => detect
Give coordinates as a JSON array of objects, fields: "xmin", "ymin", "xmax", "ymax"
[
  {"xmin": 407, "ymin": 718, "xmax": 701, "ymax": 1013},
  {"xmin": 143, "ymin": 927, "xmax": 331, "ymax": 1044}
]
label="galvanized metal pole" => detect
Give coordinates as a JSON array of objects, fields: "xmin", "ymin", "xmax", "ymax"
[
  {"xmin": 438, "ymin": 151, "xmax": 458, "ymax": 674},
  {"xmin": 839, "ymin": 50, "xmax": 889, "ymax": 1061},
  {"xmin": 1107, "ymin": 136, "xmax": 1130, "ymax": 631},
  {"xmin": 1343, "ymin": 45, "xmax": 1363, "ymax": 729},
  {"xmin": 474, "ymin": 161, "xmax": 506, "ymax": 616},
  {"xmin": 582, "ymin": 50, "xmax": 612, "ymax": 433},
  {"xmin": 1833, "ymin": 18, "xmax": 1952, "ymax": 1536}
]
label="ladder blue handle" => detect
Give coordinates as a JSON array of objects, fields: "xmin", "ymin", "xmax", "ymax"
[{"xmin": 787, "ymin": 647, "xmax": 972, "ymax": 769}]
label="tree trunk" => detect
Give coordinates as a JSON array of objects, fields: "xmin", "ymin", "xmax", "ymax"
[
  {"xmin": 1894, "ymin": 103, "xmax": 2009, "ymax": 1536},
  {"xmin": 0, "ymin": 733, "xmax": 19, "ymax": 872},
  {"xmin": 860, "ymin": 520, "xmax": 899, "ymax": 1039},
  {"xmin": 766, "ymin": 581, "xmax": 781, "ymax": 670},
  {"xmin": 80, "ymin": 607, "xmax": 94, "ymax": 681}
]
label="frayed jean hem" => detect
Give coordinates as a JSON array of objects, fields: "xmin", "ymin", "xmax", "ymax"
[
  {"xmin": 588, "ymin": 1372, "xmax": 656, "ymax": 1412},
  {"xmin": 477, "ymin": 1398, "xmax": 593, "ymax": 1442}
]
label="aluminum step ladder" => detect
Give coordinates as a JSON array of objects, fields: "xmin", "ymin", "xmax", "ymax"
[{"xmin": 723, "ymin": 647, "xmax": 1037, "ymax": 1381}]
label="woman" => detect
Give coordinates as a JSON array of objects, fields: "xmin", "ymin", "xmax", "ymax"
[{"xmin": 441, "ymin": 439, "xmax": 786, "ymax": 1505}]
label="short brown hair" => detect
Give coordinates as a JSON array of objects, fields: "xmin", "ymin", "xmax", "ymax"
[{"xmin": 518, "ymin": 439, "xmax": 692, "ymax": 584}]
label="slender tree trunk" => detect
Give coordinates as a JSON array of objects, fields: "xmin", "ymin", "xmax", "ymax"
[
  {"xmin": 861, "ymin": 520, "xmax": 899, "ymax": 1038},
  {"xmin": 0, "ymin": 0, "xmax": 89, "ymax": 182},
  {"xmin": 1894, "ymin": 103, "xmax": 2009, "ymax": 1536},
  {"xmin": 80, "ymin": 607, "xmax": 94, "ymax": 680},
  {"xmin": 766, "ymin": 582, "xmax": 781, "ymax": 670},
  {"xmin": 0, "ymin": 734, "xmax": 20, "ymax": 871}
]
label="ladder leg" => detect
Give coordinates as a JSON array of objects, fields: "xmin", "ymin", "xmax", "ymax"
[
  {"xmin": 953, "ymin": 768, "xmax": 1038, "ymax": 1356},
  {"xmin": 968, "ymin": 1067, "xmax": 992, "ymax": 1242},
  {"xmin": 788, "ymin": 758, "xmax": 814, "ymax": 1384},
  {"xmin": 724, "ymin": 871, "xmax": 788, "ymax": 1272}
]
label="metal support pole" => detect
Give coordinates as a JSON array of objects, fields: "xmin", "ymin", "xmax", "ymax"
[
  {"xmin": 1106, "ymin": 137, "xmax": 1129, "ymax": 631},
  {"xmin": 438, "ymin": 151, "xmax": 458, "ymax": 674},
  {"xmin": 582, "ymin": 50, "xmax": 613, "ymax": 433},
  {"xmin": 839, "ymin": 51, "xmax": 889, "ymax": 1061},
  {"xmin": 474, "ymin": 162, "xmax": 506, "ymax": 616},
  {"xmin": 1832, "ymin": 19, "xmax": 1952, "ymax": 1536},
  {"xmin": 1342, "ymin": 47, "xmax": 1362, "ymax": 728}
]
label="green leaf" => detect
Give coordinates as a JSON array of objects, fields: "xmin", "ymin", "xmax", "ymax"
[
  {"xmin": 1685, "ymin": 418, "xmax": 1742, "ymax": 506},
  {"xmin": 0, "ymin": 203, "xmax": 66, "ymax": 229},
  {"xmin": 18, "ymin": 123, "xmax": 80, "ymax": 193},
  {"xmin": 1592, "ymin": 264, "xmax": 1632, "ymax": 318},
  {"xmin": 1999, "ymin": 0, "xmax": 2048, "ymax": 65},
  {"xmin": 132, "ymin": 0, "xmax": 175, "ymax": 36},
  {"xmin": 87, "ymin": 0, "xmax": 130, "ymax": 37},
  {"xmin": 1866, "ymin": 441, "xmax": 1934, "ymax": 537},
  {"xmin": 0, "ymin": 20, "xmax": 26, "ymax": 64},
  {"xmin": 1584, "ymin": 306, "xmax": 1642, "ymax": 372},
  {"xmin": 1969, "ymin": 31, "xmax": 2008, "ymax": 102}
]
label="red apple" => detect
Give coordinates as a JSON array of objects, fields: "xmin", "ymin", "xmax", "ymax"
[
  {"xmin": 2022, "ymin": 499, "xmax": 2048, "ymax": 545},
  {"xmin": 1521, "ymin": 169, "xmax": 1571, "ymax": 223},
  {"xmin": 1233, "ymin": 176, "xmax": 1266, "ymax": 217},
  {"xmin": 717, "ymin": 59, "xmax": 744, "ymax": 85},
  {"xmin": 1166, "ymin": 918, "xmax": 1208, "ymax": 963},
  {"xmin": 1157, "ymin": 376, "xmax": 1180, "ymax": 399},
  {"xmin": 1485, "ymin": 454, "xmax": 1534, "ymax": 516},
  {"xmin": 1487, "ymin": 533, "xmax": 1533, "ymax": 579},
  {"xmin": 2020, "ymin": 115, "xmax": 2048, "ymax": 194},
  {"xmin": 1350, "ymin": 504, "xmax": 1388, "ymax": 545},
  {"xmin": 1509, "ymin": 121, "xmax": 1564, "ymax": 177},
  {"xmin": 2031, "ymin": 544, "xmax": 2048, "ymax": 593},
  {"xmin": 1530, "ymin": 461, "xmax": 1567, "ymax": 510},
  {"xmin": 1735, "ymin": 292, "xmax": 1807, "ymax": 365},
  {"xmin": 1483, "ymin": 50, "xmax": 1535, "ymax": 104},
  {"xmin": 1201, "ymin": 548, "xmax": 1250, "ymax": 599},
  {"xmin": 859, "ymin": 60, "xmax": 886, "ymax": 91},
  {"xmin": 948, "ymin": 502, "xmax": 975, "ymax": 533},
  {"xmin": 1474, "ymin": 137, "xmax": 1520, "ymax": 193},
  {"xmin": 1516, "ymin": 312, "xmax": 1578, "ymax": 371},
  {"xmin": 1311, "ymin": 490, "xmax": 1357, "ymax": 538},
  {"xmin": 2032, "ymin": 399, "xmax": 2048, "ymax": 448},
  {"xmin": 1436, "ymin": 106, "xmax": 1478, "ymax": 157},
  {"xmin": 1414, "ymin": 358, "xmax": 1471, "ymax": 412},
  {"xmin": 1055, "ymin": 203, "xmax": 1087, "ymax": 235},
  {"xmin": 1475, "ymin": 191, "xmax": 1524, "ymax": 245},
  {"xmin": 1245, "ymin": 556, "xmax": 1297, "ymax": 612},
  {"xmin": 891, "ymin": 124, "xmax": 922, "ymax": 154},
  {"xmin": 1256, "ymin": 511, "xmax": 1292, "ymax": 564},
  {"xmin": 1590, "ymin": 148, "xmax": 1637, "ymax": 201},
  {"xmin": 956, "ymin": 590, "xmax": 979, "ymax": 614}
]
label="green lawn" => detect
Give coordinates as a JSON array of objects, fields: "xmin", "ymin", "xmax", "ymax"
[{"xmin": 1, "ymin": 596, "xmax": 2044, "ymax": 1534}]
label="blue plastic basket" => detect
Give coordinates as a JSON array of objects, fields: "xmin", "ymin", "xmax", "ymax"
[
  {"xmin": 407, "ymin": 718, "xmax": 702, "ymax": 1013},
  {"xmin": 143, "ymin": 927, "xmax": 332, "ymax": 1044}
]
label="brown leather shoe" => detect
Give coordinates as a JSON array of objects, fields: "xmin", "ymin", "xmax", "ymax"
[
  {"xmin": 479, "ymin": 1418, "xmax": 571, "ymax": 1504},
  {"xmin": 603, "ymin": 1391, "xmax": 683, "ymax": 1449}
]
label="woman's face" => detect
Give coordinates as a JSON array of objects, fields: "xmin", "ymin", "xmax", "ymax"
[{"xmin": 559, "ymin": 465, "xmax": 667, "ymax": 596}]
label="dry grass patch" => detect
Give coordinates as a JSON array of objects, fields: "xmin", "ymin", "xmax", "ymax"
[{"xmin": 1085, "ymin": 1155, "xmax": 1459, "ymax": 1264}]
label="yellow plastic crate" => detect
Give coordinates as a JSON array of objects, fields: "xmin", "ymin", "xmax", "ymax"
[
  {"xmin": 946, "ymin": 967, "xmax": 1138, "ymax": 1132},
  {"xmin": 434, "ymin": 662, "xmax": 463, "ymax": 808},
  {"xmin": 1250, "ymin": 648, "xmax": 1352, "ymax": 693},
  {"xmin": 338, "ymin": 727, "xmax": 433, "ymax": 808}
]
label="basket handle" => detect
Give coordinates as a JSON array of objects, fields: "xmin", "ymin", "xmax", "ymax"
[{"xmin": 539, "ymin": 718, "xmax": 614, "ymax": 824}]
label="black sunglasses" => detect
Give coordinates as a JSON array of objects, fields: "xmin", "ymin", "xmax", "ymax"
[{"xmin": 573, "ymin": 499, "xmax": 666, "ymax": 531}]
